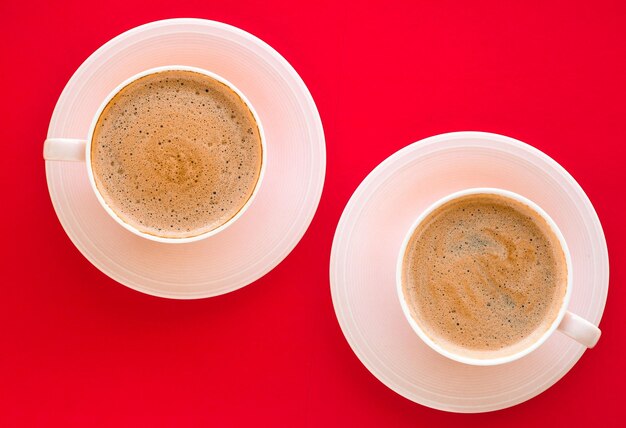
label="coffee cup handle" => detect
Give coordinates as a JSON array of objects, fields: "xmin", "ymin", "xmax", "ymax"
[
  {"xmin": 557, "ymin": 311, "xmax": 601, "ymax": 348},
  {"xmin": 43, "ymin": 138, "xmax": 86, "ymax": 162}
]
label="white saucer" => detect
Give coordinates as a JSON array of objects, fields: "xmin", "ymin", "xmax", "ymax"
[
  {"xmin": 45, "ymin": 19, "xmax": 325, "ymax": 298},
  {"xmin": 330, "ymin": 132, "xmax": 608, "ymax": 413}
]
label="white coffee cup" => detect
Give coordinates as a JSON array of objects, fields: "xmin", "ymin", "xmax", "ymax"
[
  {"xmin": 396, "ymin": 188, "xmax": 601, "ymax": 366},
  {"xmin": 43, "ymin": 65, "xmax": 266, "ymax": 244}
]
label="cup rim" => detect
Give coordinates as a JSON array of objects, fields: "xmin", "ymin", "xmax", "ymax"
[
  {"xmin": 396, "ymin": 187, "xmax": 573, "ymax": 366},
  {"xmin": 84, "ymin": 65, "xmax": 267, "ymax": 244}
]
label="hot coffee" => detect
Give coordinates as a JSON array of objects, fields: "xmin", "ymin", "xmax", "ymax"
[
  {"xmin": 401, "ymin": 193, "xmax": 568, "ymax": 357},
  {"xmin": 91, "ymin": 70, "xmax": 263, "ymax": 239}
]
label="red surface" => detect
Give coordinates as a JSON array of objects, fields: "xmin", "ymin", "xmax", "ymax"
[{"xmin": 1, "ymin": 0, "xmax": 625, "ymax": 426}]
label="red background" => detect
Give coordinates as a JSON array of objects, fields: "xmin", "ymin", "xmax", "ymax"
[{"xmin": 1, "ymin": 0, "xmax": 624, "ymax": 426}]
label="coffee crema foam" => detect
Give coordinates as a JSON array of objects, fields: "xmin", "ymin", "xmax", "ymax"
[
  {"xmin": 402, "ymin": 194, "xmax": 567, "ymax": 358},
  {"xmin": 91, "ymin": 70, "xmax": 263, "ymax": 239}
]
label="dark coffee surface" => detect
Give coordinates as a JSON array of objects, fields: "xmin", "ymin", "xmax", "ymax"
[
  {"xmin": 91, "ymin": 70, "xmax": 263, "ymax": 238},
  {"xmin": 402, "ymin": 194, "xmax": 567, "ymax": 354}
]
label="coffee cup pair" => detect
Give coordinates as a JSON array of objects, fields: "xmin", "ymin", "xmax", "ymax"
[
  {"xmin": 44, "ymin": 65, "xmax": 266, "ymax": 244},
  {"xmin": 44, "ymin": 68, "xmax": 601, "ymax": 366}
]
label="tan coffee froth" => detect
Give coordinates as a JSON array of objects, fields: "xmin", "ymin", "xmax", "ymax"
[
  {"xmin": 402, "ymin": 194, "xmax": 567, "ymax": 357},
  {"xmin": 91, "ymin": 70, "xmax": 262, "ymax": 238}
]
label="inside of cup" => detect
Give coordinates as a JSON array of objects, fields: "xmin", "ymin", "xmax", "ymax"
[
  {"xmin": 86, "ymin": 66, "xmax": 266, "ymax": 243},
  {"xmin": 399, "ymin": 189, "xmax": 570, "ymax": 364}
]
